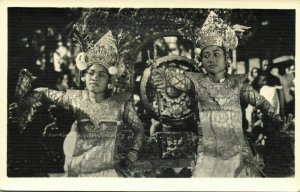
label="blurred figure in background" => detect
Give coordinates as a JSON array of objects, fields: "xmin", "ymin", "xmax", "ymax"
[
  {"xmin": 259, "ymin": 74, "xmax": 280, "ymax": 115},
  {"xmin": 272, "ymin": 63, "xmax": 295, "ymax": 117},
  {"xmin": 53, "ymin": 72, "xmax": 70, "ymax": 91},
  {"xmin": 32, "ymin": 29, "xmax": 46, "ymax": 72},
  {"xmin": 178, "ymin": 38, "xmax": 194, "ymax": 59},
  {"xmin": 53, "ymin": 35, "xmax": 68, "ymax": 73},
  {"xmin": 245, "ymin": 67, "xmax": 263, "ymax": 132},
  {"xmin": 154, "ymin": 38, "xmax": 170, "ymax": 57},
  {"xmin": 249, "ymin": 67, "xmax": 261, "ymax": 84},
  {"xmin": 261, "ymin": 61, "xmax": 285, "ymax": 118},
  {"xmin": 286, "ymin": 64, "xmax": 295, "ymax": 116}
]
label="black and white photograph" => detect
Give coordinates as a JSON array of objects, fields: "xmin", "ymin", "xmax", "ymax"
[{"xmin": 1, "ymin": 0, "xmax": 299, "ymax": 191}]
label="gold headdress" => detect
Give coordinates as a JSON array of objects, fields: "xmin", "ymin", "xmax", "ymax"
[
  {"xmin": 75, "ymin": 31, "xmax": 125, "ymax": 77},
  {"xmin": 195, "ymin": 11, "xmax": 238, "ymax": 51}
]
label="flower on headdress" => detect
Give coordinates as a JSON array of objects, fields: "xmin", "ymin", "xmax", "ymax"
[
  {"xmin": 108, "ymin": 66, "xmax": 118, "ymax": 75},
  {"xmin": 75, "ymin": 52, "xmax": 88, "ymax": 71}
]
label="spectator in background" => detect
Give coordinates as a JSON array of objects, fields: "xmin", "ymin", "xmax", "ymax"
[
  {"xmin": 165, "ymin": 37, "xmax": 179, "ymax": 56},
  {"xmin": 261, "ymin": 61, "xmax": 281, "ymax": 86},
  {"xmin": 154, "ymin": 38, "xmax": 170, "ymax": 57},
  {"xmin": 65, "ymin": 38, "xmax": 77, "ymax": 72},
  {"xmin": 45, "ymin": 27, "xmax": 59, "ymax": 72},
  {"xmin": 261, "ymin": 60, "xmax": 269, "ymax": 72},
  {"xmin": 249, "ymin": 67, "xmax": 261, "ymax": 84},
  {"xmin": 261, "ymin": 61, "xmax": 285, "ymax": 118},
  {"xmin": 286, "ymin": 64, "xmax": 295, "ymax": 116},
  {"xmin": 53, "ymin": 38, "xmax": 68, "ymax": 73},
  {"xmin": 259, "ymin": 74, "xmax": 280, "ymax": 115},
  {"xmin": 251, "ymin": 70, "xmax": 266, "ymax": 92},
  {"xmin": 245, "ymin": 69, "xmax": 268, "ymax": 133},
  {"xmin": 32, "ymin": 29, "xmax": 46, "ymax": 72},
  {"xmin": 262, "ymin": 65, "xmax": 294, "ymax": 176},
  {"xmin": 272, "ymin": 63, "xmax": 295, "ymax": 117},
  {"xmin": 49, "ymin": 72, "xmax": 70, "ymax": 91},
  {"xmin": 178, "ymin": 38, "xmax": 194, "ymax": 59},
  {"xmin": 289, "ymin": 64, "xmax": 295, "ymax": 77}
]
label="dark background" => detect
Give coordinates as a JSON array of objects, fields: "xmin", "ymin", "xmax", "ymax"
[{"xmin": 8, "ymin": 8, "xmax": 295, "ymax": 103}]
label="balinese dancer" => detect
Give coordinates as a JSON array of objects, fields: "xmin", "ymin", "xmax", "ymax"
[
  {"xmin": 152, "ymin": 11, "xmax": 288, "ymax": 177},
  {"xmin": 11, "ymin": 31, "xmax": 144, "ymax": 177}
]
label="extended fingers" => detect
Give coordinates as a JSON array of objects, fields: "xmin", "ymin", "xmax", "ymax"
[
  {"xmin": 27, "ymin": 102, "xmax": 43, "ymax": 121},
  {"xmin": 153, "ymin": 82, "xmax": 166, "ymax": 91},
  {"xmin": 9, "ymin": 103, "xmax": 18, "ymax": 113},
  {"xmin": 9, "ymin": 102, "xmax": 18, "ymax": 109},
  {"xmin": 32, "ymin": 101, "xmax": 42, "ymax": 108},
  {"xmin": 9, "ymin": 104, "xmax": 18, "ymax": 120},
  {"xmin": 152, "ymin": 77, "xmax": 166, "ymax": 88}
]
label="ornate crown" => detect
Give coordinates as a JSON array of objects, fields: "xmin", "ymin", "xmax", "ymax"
[
  {"xmin": 195, "ymin": 11, "xmax": 238, "ymax": 51},
  {"xmin": 75, "ymin": 31, "xmax": 125, "ymax": 77}
]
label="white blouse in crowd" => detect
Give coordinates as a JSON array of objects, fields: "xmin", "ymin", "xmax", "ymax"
[{"xmin": 259, "ymin": 85, "xmax": 281, "ymax": 115}]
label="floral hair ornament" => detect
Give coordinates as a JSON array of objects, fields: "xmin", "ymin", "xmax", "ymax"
[
  {"xmin": 75, "ymin": 31, "xmax": 124, "ymax": 77},
  {"xmin": 195, "ymin": 11, "xmax": 250, "ymax": 51}
]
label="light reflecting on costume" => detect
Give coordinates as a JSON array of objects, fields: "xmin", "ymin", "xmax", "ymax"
[{"xmin": 31, "ymin": 88, "xmax": 144, "ymax": 176}]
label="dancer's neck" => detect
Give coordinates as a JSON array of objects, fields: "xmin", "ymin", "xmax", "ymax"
[
  {"xmin": 207, "ymin": 72, "xmax": 226, "ymax": 83},
  {"xmin": 89, "ymin": 91, "xmax": 106, "ymax": 103}
]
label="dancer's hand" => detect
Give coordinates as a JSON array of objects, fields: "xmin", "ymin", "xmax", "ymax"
[
  {"xmin": 151, "ymin": 68, "xmax": 166, "ymax": 93},
  {"xmin": 9, "ymin": 102, "xmax": 18, "ymax": 120},
  {"xmin": 28, "ymin": 101, "xmax": 43, "ymax": 121},
  {"xmin": 282, "ymin": 114, "xmax": 294, "ymax": 131},
  {"xmin": 232, "ymin": 24, "xmax": 251, "ymax": 33},
  {"xmin": 9, "ymin": 101, "xmax": 42, "ymax": 122},
  {"xmin": 232, "ymin": 24, "xmax": 251, "ymax": 38},
  {"xmin": 25, "ymin": 90, "xmax": 43, "ymax": 106}
]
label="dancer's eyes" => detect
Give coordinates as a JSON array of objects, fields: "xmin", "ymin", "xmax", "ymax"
[
  {"xmin": 214, "ymin": 52, "xmax": 219, "ymax": 57},
  {"xmin": 99, "ymin": 73, "xmax": 108, "ymax": 79},
  {"xmin": 87, "ymin": 70, "xmax": 94, "ymax": 76},
  {"xmin": 87, "ymin": 70, "xmax": 108, "ymax": 78},
  {"xmin": 203, "ymin": 54, "xmax": 209, "ymax": 58}
]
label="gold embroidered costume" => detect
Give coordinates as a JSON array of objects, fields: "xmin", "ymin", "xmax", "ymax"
[
  {"xmin": 28, "ymin": 88, "xmax": 143, "ymax": 176},
  {"xmin": 152, "ymin": 11, "xmax": 282, "ymax": 177}
]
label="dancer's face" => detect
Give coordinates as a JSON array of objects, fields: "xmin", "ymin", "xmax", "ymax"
[
  {"xmin": 201, "ymin": 45, "xmax": 226, "ymax": 75},
  {"xmin": 85, "ymin": 64, "xmax": 110, "ymax": 94}
]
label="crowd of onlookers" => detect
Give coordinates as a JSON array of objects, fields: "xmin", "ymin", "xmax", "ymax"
[
  {"xmin": 246, "ymin": 61, "xmax": 295, "ymax": 136},
  {"xmin": 10, "ymin": 27, "xmax": 82, "ymax": 94},
  {"xmin": 245, "ymin": 61, "xmax": 295, "ymax": 176}
]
